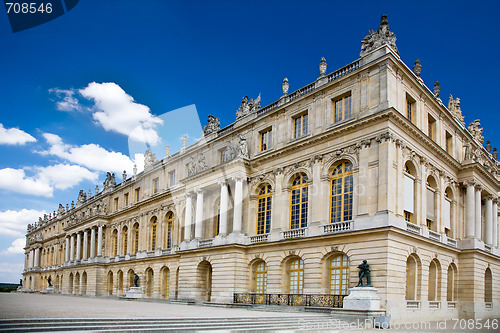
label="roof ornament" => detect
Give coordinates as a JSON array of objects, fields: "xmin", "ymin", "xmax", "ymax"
[
  {"xmin": 319, "ymin": 57, "xmax": 327, "ymax": 77},
  {"xmin": 468, "ymin": 120, "xmax": 484, "ymax": 144},
  {"xmin": 447, "ymin": 95, "xmax": 465, "ymax": 127},
  {"xmin": 203, "ymin": 115, "xmax": 220, "ymax": 135},
  {"xmin": 413, "ymin": 59, "xmax": 422, "ymax": 77},
  {"xmin": 282, "ymin": 78, "xmax": 289, "ymax": 96},
  {"xmin": 235, "ymin": 93, "xmax": 261, "ymax": 119},
  {"xmin": 360, "ymin": 15, "xmax": 399, "ymax": 57}
]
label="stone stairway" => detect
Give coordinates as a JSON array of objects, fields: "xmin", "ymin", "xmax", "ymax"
[{"xmin": 0, "ymin": 315, "xmax": 342, "ymax": 332}]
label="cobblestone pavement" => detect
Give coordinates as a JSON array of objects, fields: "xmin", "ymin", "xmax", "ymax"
[{"xmin": 0, "ymin": 293, "xmax": 322, "ymax": 319}]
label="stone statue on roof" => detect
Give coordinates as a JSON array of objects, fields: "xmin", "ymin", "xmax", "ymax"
[
  {"xmin": 236, "ymin": 93, "xmax": 261, "ymax": 119},
  {"xmin": 468, "ymin": 120, "xmax": 484, "ymax": 144},
  {"xmin": 203, "ymin": 115, "xmax": 220, "ymax": 135},
  {"xmin": 360, "ymin": 15, "xmax": 399, "ymax": 57},
  {"xmin": 448, "ymin": 95, "xmax": 465, "ymax": 127},
  {"xmin": 103, "ymin": 172, "xmax": 116, "ymax": 190},
  {"xmin": 144, "ymin": 150, "xmax": 158, "ymax": 170}
]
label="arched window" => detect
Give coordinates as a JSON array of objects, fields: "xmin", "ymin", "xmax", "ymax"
[
  {"xmin": 146, "ymin": 268, "xmax": 154, "ymax": 298},
  {"xmin": 447, "ymin": 264, "xmax": 457, "ymax": 301},
  {"xmin": 426, "ymin": 176, "xmax": 437, "ymax": 231},
  {"xmin": 122, "ymin": 226, "xmax": 128, "ymax": 255},
  {"xmin": 406, "ymin": 255, "xmax": 419, "ymax": 300},
  {"xmin": 257, "ymin": 185, "xmax": 272, "ymax": 234},
  {"xmin": 132, "ymin": 223, "xmax": 139, "ymax": 253},
  {"xmin": 289, "ymin": 258, "xmax": 304, "ymax": 294},
  {"xmin": 254, "ymin": 261, "xmax": 267, "ymax": 294},
  {"xmin": 403, "ymin": 162, "xmax": 417, "ymax": 223},
  {"xmin": 428, "ymin": 259, "xmax": 441, "ymax": 301},
  {"xmin": 485, "ymin": 267, "xmax": 492, "ymax": 303},
  {"xmin": 330, "ymin": 162, "xmax": 353, "ymax": 223},
  {"xmin": 290, "ymin": 175, "xmax": 308, "ymax": 229},
  {"xmin": 165, "ymin": 212, "xmax": 174, "ymax": 249},
  {"xmin": 112, "ymin": 229, "xmax": 118, "ymax": 257},
  {"xmin": 329, "ymin": 254, "xmax": 349, "ymax": 295},
  {"xmin": 150, "ymin": 217, "xmax": 157, "ymax": 251}
]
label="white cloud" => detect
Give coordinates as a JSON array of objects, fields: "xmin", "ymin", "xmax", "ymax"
[
  {"xmin": 2, "ymin": 238, "xmax": 26, "ymax": 255},
  {"xmin": 0, "ymin": 123, "xmax": 36, "ymax": 145},
  {"xmin": 40, "ymin": 133, "xmax": 143, "ymax": 174},
  {"xmin": 80, "ymin": 82, "xmax": 163, "ymax": 145},
  {"xmin": 49, "ymin": 88, "xmax": 83, "ymax": 112},
  {"xmin": 0, "ymin": 168, "xmax": 53, "ymax": 197},
  {"xmin": 0, "ymin": 209, "xmax": 45, "ymax": 238},
  {"xmin": 36, "ymin": 164, "xmax": 98, "ymax": 190},
  {"xmin": 0, "ymin": 164, "xmax": 98, "ymax": 198}
]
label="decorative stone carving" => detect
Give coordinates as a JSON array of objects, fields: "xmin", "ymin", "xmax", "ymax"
[
  {"xmin": 122, "ymin": 170, "xmax": 127, "ymax": 181},
  {"xmin": 203, "ymin": 115, "xmax": 220, "ymax": 135},
  {"xmin": 448, "ymin": 95, "xmax": 465, "ymax": 126},
  {"xmin": 103, "ymin": 172, "xmax": 116, "ymax": 191},
  {"xmin": 237, "ymin": 133, "xmax": 249, "ymax": 158},
  {"xmin": 413, "ymin": 59, "xmax": 422, "ymax": 77},
  {"xmin": 236, "ymin": 94, "xmax": 261, "ymax": 119},
  {"xmin": 468, "ymin": 120, "xmax": 484, "ymax": 144},
  {"xmin": 360, "ymin": 15, "xmax": 399, "ymax": 57},
  {"xmin": 485, "ymin": 140, "xmax": 492, "ymax": 153},
  {"xmin": 319, "ymin": 57, "xmax": 327, "ymax": 76},
  {"xmin": 433, "ymin": 81, "xmax": 441, "ymax": 97},
  {"xmin": 282, "ymin": 78, "xmax": 289, "ymax": 96},
  {"xmin": 187, "ymin": 153, "xmax": 210, "ymax": 176},
  {"xmin": 76, "ymin": 190, "xmax": 86, "ymax": 206},
  {"xmin": 144, "ymin": 150, "xmax": 158, "ymax": 169},
  {"xmin": 182, "ymin": 134, "xmax": 187, "ymax": 149}
]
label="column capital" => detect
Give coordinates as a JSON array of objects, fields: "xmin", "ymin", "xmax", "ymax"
[
  {"xmin": 485, "ymin": 195, "xmax": 495, "ymax": 201},
  {"xmin": 462, "ymin": 180, "xmax": 476, "ymax": 188},
  {"xmin": 493, "ymin": 197, "xmax": 499, "ymax": 205},
  {"xmin": 195, "ymin": 188, "xmax": 205, "ymax": 195},
  {"xmin": 475, "ymin": 184, "xmax": 483, "ymax": 191},
  {"xmin": 232, "ymin": 175, "xmax": 246, "ymax": 183},
  {"xmin": 217, "ymin": 179, "xmax": 228, "ymax": 187}
]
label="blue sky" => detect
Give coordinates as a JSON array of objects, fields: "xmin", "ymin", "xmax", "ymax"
[{"xmin": 0, "ymin": 0, "xmax": 499, "ymax": 283}]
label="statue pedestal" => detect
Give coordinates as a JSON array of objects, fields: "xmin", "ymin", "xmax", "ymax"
[
  {"xmin": 44, "ymin": 286, "xmax": 55, "ymax": 294},
  {"xmin": 125, "ymin": 286, "xmax": 143, "ymax": 298},
  {"xmin": 343, "ymin": 287, "xmax": 380, "ymax": 310}
]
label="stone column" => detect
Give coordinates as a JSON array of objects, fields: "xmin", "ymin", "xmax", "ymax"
[
  {"xmin": 475, "ymin": 185, "xmax": 482, "ymax": 240},
  {"xmin": 485, "ymin": 196, "xmax": 493, "ymax": 245},
  {"xmin": 34, "ymin": 248, "xmax": 40, "ymax": 267},
  {"xmin": 30, "ymin": 249, "xmax": 34, "ymax": 268},
  {"xmin": 90, "ymin": 227, "xmax": 96, "ymax": 258},
  {"xmin": 465, "ymin": 182, "xmax": 475, "ymax": 238},
  {"xmin": 493, "ymin": 199, "xmax": 498, "ymax": 248},
  {"xmin": 70, "ymin": 234, "xmax": 75, "ymax": 261},
  {"xmin": 195, "ymin": 190, "xmax": 204, "ymax": 239},
  {"xmin": 233, "ymin": 177, "xmax": 243, "ymax": 233},
  {"xmin": 76, "ymin": 232, "xmax": 81, "ymax": 260},
  {"xmin": 97, "ymin": 225, "xmax": 103, "ymax": 257},
  {"xmin": 82, "ymin": 230, "xmax": 88, "ymax": 260},
  {"xmin": 184, "ymin": 194, "xmax": 193, "ymax": 241},
  {"xmin": 65, "ymin": 237, "xmax": 70, "ymax": 262},
  {"xmin": 219, "ymin": 181, "xmax": 228, "ymax": 235}
]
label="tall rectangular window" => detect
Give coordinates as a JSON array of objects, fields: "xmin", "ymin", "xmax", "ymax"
[
  {"xmin": 134, "ymin": 188, "xmax": 140, "ymax": 202},
  {"xmin": 124, "ymin": 193, "xmax": 129, "ymax": 206},
  {"xmin": 114, "ymin": 197, "xmax": 119, "ymax": 211},
  {"xmin": 168, "ymin": 171, "xmax": 176, "ymax": 187},
  {"xmin": 220, "ymin": 149, "xmax": 230, "ymax": 163},
  {"xmin": 293, "ymin": 113, "xmax": 308, "ymax": 139},
  {"xmin": 260, "ymin": 128, "xmax": 272, "ymax": 151},
  {"xmin": 446, "ymin": 131, "xmax": 453, "ymax": 155},
  {"xmin": 406, "ymin": 95, "xmax": 415, "ymax": 124},
  {"xmin": 428, "ymin": 114, "xmax": 436, "ymax": 141},
  {"xmin": 334, "ymin": 94, "xmax": 352, "ymax": 123},
  {"xmin": 153, "ymin": 178, "xmax": 159, "ymax": 194}
]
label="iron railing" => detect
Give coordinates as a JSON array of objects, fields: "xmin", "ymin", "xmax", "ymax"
[{"xmin": 233, "ymin": 293, "xmax": 345, "ymax": 308}]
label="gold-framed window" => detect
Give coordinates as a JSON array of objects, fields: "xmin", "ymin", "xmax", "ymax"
[
  {"xmin": 290, "ymin": 175, "xmax": 308, "ymax": 229},
  {"xmin": 133, "ymin": 223, "xmax": 139, "ymax": 253},
  {"xmin": 122, "ymin": 226, "xmax": 128, "ymax": 255},
  {"xmin": 293, "ymin": 113, "xmax": 308, "ymax": 139},
  {"xmin": 257, "ymin": 185, "xmax": 272, "ymax": 234},
  {"xmin": 150, "ymin": 217, "xmax": 157, "ymax": 251},
  {"xmin": 334, "ymin": 94, "xmax": 352, "ymax": 123},
  {"xmin": 329, "ymin": 254, "xmax": 349, "ymax": 295},
  {"xmin": 166, "ymin": 212, "xmax": 174, "ymax": 249},
  {"xmin": 289, "ymin": 258, "xmax": 304, "ymax": 294},
  {"xmin": 260, "ymin": 128, "xmax": 272, "ymax": 151},
  {"xmin": 112, "ymin": 229, "xmax": 118, "ymax": 257},
  {"xmin": 330, "ymin": 161, "xmax": 353, "ymax": 223},
  {"xmin": 255, "ymin": 261, "xmax": 267, "ymax": 294}
]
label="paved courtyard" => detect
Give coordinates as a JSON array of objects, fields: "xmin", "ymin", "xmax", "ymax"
[{"xmin": 0, "ymin": 292, "xmax": 321, "ymax": 319}]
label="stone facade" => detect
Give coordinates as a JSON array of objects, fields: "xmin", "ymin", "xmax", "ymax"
[{"xmin": 22, "ymin": 16, "xmax": 499, "ymax": 323}]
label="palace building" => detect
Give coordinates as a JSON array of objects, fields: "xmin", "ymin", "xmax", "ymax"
[{"xmin": 22, "ymin": 16, "xmax": 499, "ymax": 322}]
